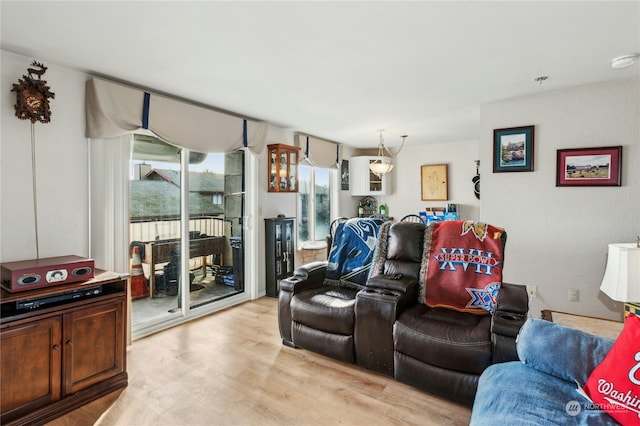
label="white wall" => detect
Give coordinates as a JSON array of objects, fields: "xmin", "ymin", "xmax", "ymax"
[
  {"xmin": 375, "ymin": 140, "xmax": 481, "ymax": 221},
  {"xmin": 256, "ymin": 126, "xmax": 297, "ymax": 296},
  {"xmin": 1, "ymin": 50, "xmax": 90, "ymax": 262},
  {"xmin": 481, "ymin": 79, "xmax": 640, "ymax": 321}
]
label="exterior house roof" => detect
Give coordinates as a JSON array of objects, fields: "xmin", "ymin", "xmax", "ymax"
[
  {"xmin": 130, "ymin": 176, "xmax": 224, "ymax": 220},
  {"xmin": 145, "ymin": 169, "xmax": 224, "ymax": 193}
]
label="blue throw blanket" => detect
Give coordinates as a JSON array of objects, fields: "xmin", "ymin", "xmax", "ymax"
[{"xmin": 325, "ymin": 218, "xmax": 383, "ymax": 287}]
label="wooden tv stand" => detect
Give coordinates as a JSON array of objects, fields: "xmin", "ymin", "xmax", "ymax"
[{"xmin": 0, "ymin": 269, "xmax": 128, "ymax": 425}]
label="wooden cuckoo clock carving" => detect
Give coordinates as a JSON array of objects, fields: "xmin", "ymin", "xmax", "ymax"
[{"xmin": 11, "ymin": 61, "xmax": 55, "ymax": 124}]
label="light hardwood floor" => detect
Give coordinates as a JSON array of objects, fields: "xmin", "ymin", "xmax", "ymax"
[{"xmin": 48, "ymin": 297, "xmax": 471, "ymax": 426}]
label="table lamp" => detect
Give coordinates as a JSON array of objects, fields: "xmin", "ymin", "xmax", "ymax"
[{"xmin": 599, "ymin": 240, "xmax": 640, "ymax": 320}]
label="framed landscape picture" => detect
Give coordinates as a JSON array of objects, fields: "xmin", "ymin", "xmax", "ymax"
[
  {"xmin": 556, "ymin": 146, "xmax": 622, "ymax": 187},
  {"xmin": 493, "ymin": 125, "xmax": 535, "ymax": 172}
]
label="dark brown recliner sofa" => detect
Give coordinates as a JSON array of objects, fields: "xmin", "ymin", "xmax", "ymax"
[{"xmin": 278, "ymin": 221, "xmax": 528, "ymax": 406}]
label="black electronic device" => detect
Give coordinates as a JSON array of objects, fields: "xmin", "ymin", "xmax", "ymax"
[{"xmin": 15, "ymin": 285, "xmax": 103, "ymax": 310}]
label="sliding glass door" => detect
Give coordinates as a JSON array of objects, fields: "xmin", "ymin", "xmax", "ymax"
[{"xmin": 129, "ymin": 135, "xmax": 245, "ymax": 332}]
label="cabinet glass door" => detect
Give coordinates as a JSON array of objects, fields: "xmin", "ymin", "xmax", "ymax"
[
  {"xmin": 368, "ymin": 160, "xmax": 383, "ymax": 192},
  {"xmin": 279, "ymin": 151, "xmax": 288, "ymax": 191},
  {"xmin": 275, "ymin": 223, "xmax": 282, "ymax": 276},
  {"xmin": 285, "ymin": 221, "xmax": 293, "ymax": 275},
  {"xmin": 289, "ymin": 150, "xmax": 298, "ymax": 192},
  {"xmin": 270, "ymin": 150, "xmax": 277, "ymax": 191}
]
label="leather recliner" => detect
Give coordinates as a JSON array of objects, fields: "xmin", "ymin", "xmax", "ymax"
[
  {"xmin": 278, "ymin": 218, "xmax": 363, "ymax": 363},
  {"xmin": 278, "ymin": 220, "xmax": 528, "ymax": 406},
  {"xmin": 283, "ymin": 265, "xmax": 360, "ymax": 363}
]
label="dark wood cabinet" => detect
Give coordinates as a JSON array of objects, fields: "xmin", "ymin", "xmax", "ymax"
[
  {"xmin": 0, "ymin": 270, "xmax": 127, "ymax": 425},
  {"xmin": 1, "ymin": 316, "xmax": 62, "ymax": 416},
  {"xmin": 265, "ymin": 217, "xmax": 295, "ymax": 297},
  {"xmin": 62, "ymin": 300, "xmax": 125, "ymax": 395}
]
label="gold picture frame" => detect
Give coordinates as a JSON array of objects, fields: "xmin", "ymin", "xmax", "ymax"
[{"xmin": 421, "ymin": 164, "xmax": 448, "ymax": 201}]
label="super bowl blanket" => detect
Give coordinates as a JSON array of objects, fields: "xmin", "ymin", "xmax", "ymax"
[
  {"xmin": 326, "ymin": 218, "xmax": 383, "ymax": 288},
  {"xmin": 419, "ymin": 221, "xmax": 505, "ymax": 314}
]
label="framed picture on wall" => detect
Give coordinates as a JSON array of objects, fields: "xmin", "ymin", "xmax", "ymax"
[
  {"xmin": 556, "ymin": 146, "xmax": 622, "ymax": 187},
  {"xmin": 421, "ymin": 164, "xmax": 448, "ymax": 201},
  {"xmin": 493, "ymin": 125, "xmax": 535, "ymax": 172},
  {"xmin": 341, "ymin": 160, "xmax": 349, "ymax": 190}
]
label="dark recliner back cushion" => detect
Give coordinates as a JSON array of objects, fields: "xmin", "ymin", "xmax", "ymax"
[{"xmin": 383, "ymin": 222, "xmax": 425, "ymax": 280}]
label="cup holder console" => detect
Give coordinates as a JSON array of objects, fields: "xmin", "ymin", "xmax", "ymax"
[
  {"xmin": 499, "ymin": 312, "xmax": 523, "ymax": 321},
  {"xmin": 360, "ymin": 288, "xmax": 400, "ymax": 299}
]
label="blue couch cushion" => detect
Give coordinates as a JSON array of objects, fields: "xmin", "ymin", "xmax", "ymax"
[
  {"xmin": 517, "ymin": 319, "xmax": 615, "ymax": 384},
  {"xmin": 470, "ymin": 361, "xmax": 619, "ymax": 425},
  {"xmin": 471, "ymin": 319, "xmax": 620, "ymax": 425}
]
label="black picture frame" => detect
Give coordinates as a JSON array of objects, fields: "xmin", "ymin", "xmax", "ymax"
[
  {"xmin": 493, "ymin": 125, "xmax": 535, "ymax": 173},
  {"xmin": 341, "ymin": 159, "xmax": 349, "ymax": 190}
]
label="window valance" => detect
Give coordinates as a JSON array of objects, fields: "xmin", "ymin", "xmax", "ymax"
[
  {"xmin": 295, "ymin": 133, "xmax": 343, "ymax": 168},
  {"xmin": 85, "ymin": 78, "xmax": 267, "ymax": 153}
]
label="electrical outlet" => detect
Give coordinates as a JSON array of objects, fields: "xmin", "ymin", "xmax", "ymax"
[
  {"xmin": 569, "ymin": 288, "xmax": 580, "ymax": 302},
  {"xmin": 526, "ymin": 285, "xmax": 537, "ymax": 300}
]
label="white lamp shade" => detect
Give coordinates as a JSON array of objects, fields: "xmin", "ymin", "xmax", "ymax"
[
  {"xmin": 600, "ymin": 243, "xmax": 640, "ymax": 302},
  {"xmin": 369, "ymin": 161, "xmax": 393, "ymax": 176}
]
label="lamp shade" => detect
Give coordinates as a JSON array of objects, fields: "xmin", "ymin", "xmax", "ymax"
[
  {"xmin": 369, "ymin": 159, "xmax": 393, "ymax": 176},
  {"xmin": 600, "ymin": 243, "xmax": 640, "ymax": 302}
]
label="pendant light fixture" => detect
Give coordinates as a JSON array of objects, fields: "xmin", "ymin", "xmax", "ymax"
[{"xmin": 369, "ymin": 130, "xmax": 407, "ymax": 178}]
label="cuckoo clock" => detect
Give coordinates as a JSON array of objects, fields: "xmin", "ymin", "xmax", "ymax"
[{"xmin": 11, "ymin": 61, "xmax": 55, "ymax": 124}]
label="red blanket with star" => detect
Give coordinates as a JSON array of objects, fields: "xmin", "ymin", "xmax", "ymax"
[{"xmin": 420, "ymin": 221, "xmax": 505, "ymax": 314}]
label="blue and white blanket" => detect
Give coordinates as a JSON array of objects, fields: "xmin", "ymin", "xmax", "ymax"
[{"xmin": 325, "ymin": 218, "xmax": 383, "ymax": 287}]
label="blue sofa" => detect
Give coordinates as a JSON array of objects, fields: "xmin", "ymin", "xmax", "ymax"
[{"xmin": 471, "ymin": 318, "xmax": 619, "ymax": 425}]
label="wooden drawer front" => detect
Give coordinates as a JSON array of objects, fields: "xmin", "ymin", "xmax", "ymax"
[{"xmin": 0, "ymin": 317, "xmax": 62, "ymax": 418}]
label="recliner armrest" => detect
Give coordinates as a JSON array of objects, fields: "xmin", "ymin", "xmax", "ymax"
[
  {"xmin": 492, "ymin": 283, "xmax": 528, "ymax": 337},
  {"xmin": 495, "ymin": 282, "xmax": 529, "ymax": 314},
  {"xmin": 278, "ymin": 261, "xmax": 328, "ymax": 347},
  {"xmin": 279, "ymin": 261, "xmax": 327, "ymax": 294},
  {"xmin": 490, "ymin": 282, "xmax": 529, "ymax": 363},
  {"xmin": 366, "ymin": 274, "xmax": 418, "ymax": 295}
]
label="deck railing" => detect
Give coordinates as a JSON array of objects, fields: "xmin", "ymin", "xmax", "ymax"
[{"xmin": 130, "ymin": 215, "xmax": 229, "ymax": 243}]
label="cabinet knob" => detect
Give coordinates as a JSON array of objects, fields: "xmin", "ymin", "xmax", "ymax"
[
  {"xmin": 66, "ymin": 340, "xmax": 73, "ymax": 346},
  {"xmin": 52, "ymin": 344, "xmax": 60, "ymax": 351}
]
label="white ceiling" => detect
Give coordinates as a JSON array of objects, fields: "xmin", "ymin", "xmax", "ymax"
[{"xmin": 2, "ymin": 1, "xmax": 639, "ymax": 148}]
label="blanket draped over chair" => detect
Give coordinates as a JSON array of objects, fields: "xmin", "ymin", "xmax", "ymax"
[
  {"xmin": 325, "ymin": 218, "xmax": 383, "ymax": 288},
  {"xmin": 419, "ymin": 221, "xmax": 505, "ymax": 314}
]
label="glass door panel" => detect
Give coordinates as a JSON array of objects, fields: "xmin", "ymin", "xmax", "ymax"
[
  {"xmin": 188, "ymin": 150, "xmax": 244, "ymax": 309},
  {"xmin": 129, "ymin": 137, "xmax": 182, "ymax": 326},
  {"xmin": 129, "ymin": 136, "xmax": 246, "ymax": 329}
]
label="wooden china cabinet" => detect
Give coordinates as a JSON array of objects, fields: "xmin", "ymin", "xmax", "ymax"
[
  {"xmin": 267, "ymin": 143, "xmax": 300, "ymax": 193},
  {"xmin": 0, "ymin": 270, "xmax": 128, "ymax": 426}
]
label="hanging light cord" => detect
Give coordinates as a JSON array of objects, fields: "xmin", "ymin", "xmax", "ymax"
[
  {"xmin": 31, "ymin": 123, "xmax": 40, "ymax": 259},
  {"xmin": 379, "ymin": 131, "xmax": 407, "ymax": 157}
]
